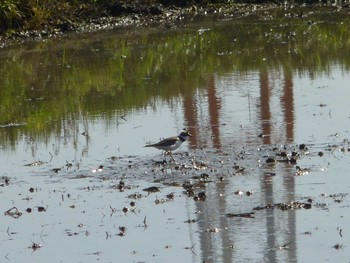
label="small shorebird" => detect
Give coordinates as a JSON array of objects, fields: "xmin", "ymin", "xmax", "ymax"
[{"xmin": 145, "ymin": 130, "xmax": 192, "ymax": 159}]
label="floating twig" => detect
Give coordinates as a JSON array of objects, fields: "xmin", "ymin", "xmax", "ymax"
[
  {"xmin": 143, "ymin": 216, "xmax": 148, "ymax": 229},
  {"xmin": 4, "ymin": 207, "xmax": 22, "ymax": 219},
  {"xmin": 184, "ymin": 243, "xmax": 197, "ymax": 255},
  {"xmin": 337, "ymin": 227, "xmax": 343, "ymax": 238}
]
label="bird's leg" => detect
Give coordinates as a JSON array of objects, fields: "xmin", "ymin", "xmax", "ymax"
[
  {"xmin": 162, "ymin": 151, "xmax": 175, "ymax": 163},
  {"xmin": 169, "ymin": 151, "xmax": 175, "ymax": 162},
  {"xmin": 162, "ymin": 151, "xmax": 167, "ymax": 163}
]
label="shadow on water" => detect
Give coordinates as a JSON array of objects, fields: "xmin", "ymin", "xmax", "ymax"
[{"xmin": 1, "ymin": 6, "xmax": 350, "ymax": 263}]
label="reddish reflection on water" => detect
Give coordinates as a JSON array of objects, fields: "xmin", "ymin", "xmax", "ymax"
[{"xmin": 176, "ymin": 65, "xmax": 350, "ymax": 262}]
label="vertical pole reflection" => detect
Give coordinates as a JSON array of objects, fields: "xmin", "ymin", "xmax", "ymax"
[
  {"xmin": 191, "ymin": 74, "xmax": 230, "ymax": 262},
  {"xmin": 260, "ymin": 69, "xmax": 271, "ymax": 145},
  {"xmin": 184, "ymin": 69, "xmax": 297, "ymax": 262},
  {"xmin": 207, "ymin": 74, "xmax": 221, "ymax": 149},
  {"xmin": 259, "ymin": 69, "xmax": 276, "ymax": 262},
  {"xmin": 183, "ymin": 74, "xmax": 222, "ymax": 149},
  {"xmin": 281, "ymin": 69, "xmax": 296, "ymax": 262},
  {"xmin": 260, "ymin": 68, "xmax": 297, "ymax": 262},
  {"xmin": 282, "ymin": 70, "xmax": 294, "ymax": 142},
  {"xmin": 183, "ymin": 92, "xmax": 198, "ymax": 149}
]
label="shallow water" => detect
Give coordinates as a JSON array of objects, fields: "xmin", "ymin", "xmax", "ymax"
[{"xmin": 1, "ymin": 6, "xmax": 350, "ymax": 263}]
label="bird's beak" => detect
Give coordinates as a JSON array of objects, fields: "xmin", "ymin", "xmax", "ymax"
[{"xmin": 183, "ymin": 129, "xmax": 192, "ymax": 137}]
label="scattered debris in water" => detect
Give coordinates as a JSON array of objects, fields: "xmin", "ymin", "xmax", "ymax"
[
  {"xmin": 269, "ymin": 242, "xmax": 291, "ymax": 251},
  {"xmin": 301, "ymin": 231, "xmax": 312, "ymax": 235},
  {"xmin": 205, "ymin": 227, "xmax": 220, "ymax": 233},
  {"xmin": 37, "ymin": 206, "xmax": 47, "ymax": 212},
  {"xmin": 118, "ymin": 226, "xmax": 127, "ymax": 236},
  {"xmin": 29, "ymin": 242, "xmax": 42, "ymax": 251},
  {"xmin": 4, "ymin": 207, "xmax": 22, "ymax": 219},
  {"xmin": 333, "ymin": 243, "xmax": 343, "ymax": 250},
  {"xmin": 0, "ymin": 176, "xmax": 10, "ymax": 187},
  {"xmin": 234, "ymin": 190, "xmax": 244, "ymax": 196},
  {"xmin": 337, "ymin": 227, "xmax": 343, "ymax": 238},
  {"xmin": 92, "ymin": 165, "xmax": 104, "ymax": 173},
  {"xmin": 24, "ymin": 160, "xmax": 46, "ymax": 166},
  {"xmin": 193, "ymin": 191, "xmax": 206, "ymax": 201},
  {"xmin": 184, "ymin": 219, "xmax": 197, "ymax": 224},
  {"xmin": 184, "ymin": 243, "xmax": 197, "ymax": 255},
  {"xmin": 3, "ymin": 136, "xmax": 350, "ymax": 261},
  {"xmin": 226, "ymin": 212, "xmax": 255, "ymax": 218},
  {"xmin": 143, "ymin": 186, "xmax": 160, "ymax": 193},
  {"xmin": 295, "ymin": 166, "xmax": 311, "ymax": 176},
  {"xmin": 253, "ymin": 201, "xmax": 312, "ymax": 211}
]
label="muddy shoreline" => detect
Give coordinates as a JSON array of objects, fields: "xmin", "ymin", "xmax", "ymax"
[
  {"xmin": 0, "ymin": 3, "xmax": 256, "ymax": 43},
  {"xmin": 0, "ymin": 2, "xmax": 344, "ymax": 47}
]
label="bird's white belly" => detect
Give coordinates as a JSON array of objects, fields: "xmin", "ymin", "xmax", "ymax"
[{"xmin": 156, "ymin": 141, "xmax": 182, "ymax": 151}]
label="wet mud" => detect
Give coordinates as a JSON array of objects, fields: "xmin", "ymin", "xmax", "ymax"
[{"xmin": 3, "ymin": 137, "xmax": 349, "ymax": 261}]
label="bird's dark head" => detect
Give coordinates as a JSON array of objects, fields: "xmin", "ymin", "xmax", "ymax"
[{"xmin": 179, "ymin": 130, "xmax": 192, "ymax": 140}]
